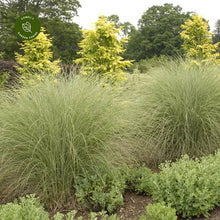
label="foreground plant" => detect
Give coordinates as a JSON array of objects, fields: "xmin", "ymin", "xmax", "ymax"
[
  {"xmin": 75, "ymin": 173, "xmax": 125, "ymax": 213},
  {"xmin": 0, "ymin": 194, "xmax": 49, "ymax": 220},
  {"xmin": 0, "ymin": 76, "xmax": 126, "ymax": 208},
  {"xmin": 54, "ymin": 210, "xmax": 118, "ymax": 220},
  {"xmin": 152, "ymin": 150, "xmax": 220, "ymax": 218},
  {"xmin": 140, "ymin": 202, "xmax": 177, "ymax": 220},
  {"xmin": 124, "ymin": 165, "xmax": 153, "ymax": 195},
  {"xmin": 0, "ymin": 194, "xmax": 119, "ymax": 220}
]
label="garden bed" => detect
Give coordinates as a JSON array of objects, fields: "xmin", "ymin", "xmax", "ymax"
[{"xmin": 47, "ymin": 192, "xmax": 220, "ymax": 219}]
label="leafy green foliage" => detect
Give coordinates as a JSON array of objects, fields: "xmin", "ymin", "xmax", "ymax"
[
  {"xmin": 75, "ymin": 173, "xmax": 125, "ymax": 213},
  {"xmin": 43, "ymin": 18, "xmax": 82, "ymax": 63},
  {"xmin": 0, "ymin": 77, "xmax": 126, "ymax": 208},
  {"xmin": 140, "ymin": 202, "xmax": 177, "ymax": 220},
  {"xmin": 1, "ymin": 0, "xmax": 80, "ymax": 21},
  {"xmin": 213, "ymin": 19, "xmax": 220, "ymax": 53},
  {"xmin": 54, "ymin": 210, "xmax": 118, "ymax": 220},
  {"xmin": 124, "ymin": 165, "xmax": 153, "ymax": 195},
  {"xmin": 0, "ymin": 1, "xmax": 21, "ymax": 60},
  {"xmin": 152, "ymin": 150, "xmax": 220, "ymax": 218},
  {"xmin": 75, "ymin": 15, "xmax": 132, "ymax": 84},
  {"xmin": 53, "ymin": 210, "xmax": 79, "ymax": 220},
  {"xmin": 125, "ymin": 4, "xmax": 191, "ymax": 61},
  {"xmin": 107, "ymin": 14, "xmax": 136, "ymax": 38},
  {"xmin": 89, "ymin": 212, "xmax": 118, "ymax": 220},
  {"xmin": 0, "ymin": 194, "xmax": 49, "ymax": 220},
  {"xmin": 136, "ymin": 59, "xmax": 220, "ymax": 163},
  {"xmin": 181, "ymin": 14, "xmax": 220, "ymax": 63},
  {"xmin": 0, "ymin": 196, "xmax": 119, "ymax": 220}
]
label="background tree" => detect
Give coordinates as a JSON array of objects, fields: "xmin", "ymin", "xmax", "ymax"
[
  {"xmin": 0, "ymin": 0, "xmax": 22, "ymax": 60},
  {"xmin": 42, "ymin": 18, "xmax": 82, "ymax": 63},
  {"xmin": 124, "ymin": 4, "xmax": 191, "ymax": 61},
  {"xmin": 0, "ymin": 0, "xmax": 81, "ymax": 62},
  {"xmin": 180, "ymin": 14, "xmax": 220, "ymax": 62},
  {"xmin": 107, "ymin": 14, "xmax": 136, "ymax": 38},
  {"xmin": 15, "ymin": 28, "xmax": 60, "ymax": 80},
  {"xmin": 213, "ymin": 20, "xmax": 220, "ymax": 53},
  {"xmin": 0, "ymin": 0, "xmax": 80, "ymax": 21},
  {"xmin": 75, "ymin": 16, "xmax": 132, "ymax": 84}
]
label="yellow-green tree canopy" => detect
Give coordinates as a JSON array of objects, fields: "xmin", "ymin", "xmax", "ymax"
[
  {"xmin": 15, "ymin": 28, "xmax": 60, "ymax": 80},
  {"xmin": 75, "ymin": 15, "xmax": 132, "ymax": 84},
  {"xmin": 180, "ymin": 14, "xmax": 220, "ymax": 63}
]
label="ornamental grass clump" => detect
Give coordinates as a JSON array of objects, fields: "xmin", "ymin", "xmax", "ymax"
[
  {"xmin": 0, "ymin": 76, "xmax": 125, "ymax": 208},
  {"xmin": 137, "ymin": 60, "xmax": 220, "ymax": 163}
]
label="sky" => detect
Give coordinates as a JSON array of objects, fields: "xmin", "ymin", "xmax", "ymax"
[{"xmin": 73, "ymin": 0, "xmax": 220, "ymax": 31}]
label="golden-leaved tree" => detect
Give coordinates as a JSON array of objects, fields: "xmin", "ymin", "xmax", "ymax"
[
  {"xmin": 180, "ymin": 14, "xmax": 220, "ymax": 64},
  {"xmin": 75, "ymin": 15, "xmax": 132, "ymax": 85},
  {"xmin": 15, "ymin": 28, "xmax": 60, "ymax": 81}
]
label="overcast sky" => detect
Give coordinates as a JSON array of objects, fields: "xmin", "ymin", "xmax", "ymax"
[{"xmin": 73, "ymin": 0, "xmax": 220, "ymax": 31}]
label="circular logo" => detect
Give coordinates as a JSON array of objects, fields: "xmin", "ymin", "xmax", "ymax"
[{"xmin": 15, "ymin": 14, "xmax": 40, "ymax": 40}]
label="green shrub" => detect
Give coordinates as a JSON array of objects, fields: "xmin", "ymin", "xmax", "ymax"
[
  {"xmin": 54, "ymin": 210, "xmax": 118, "ymax": 220},
  {"xmin": 140, "ymin": 202, "xmax": 177, "ymax": 220},
  {"xmin": 0, "ymin": 194, "xmax": 49, "ymax": 220},
  {"xmin": 89, "ymin": 212, "xmax": 119, "ymax": 220},
  {"xmin": 53, "ymin": 210, "xmax": 81, "ymax": 220},
  {"xmin": 124, "ymin": 165, "xmax": 153, "ymax": 195},
  {"xmin": 0, "ymin": 77, "xmax": 126, "ymax": 208},
  {"xmin": 152, "ymin": 150, "xmax": 220, "ymax": 218},
  {"xmin": 75, "ymin": 173, "xmax": 125, "ymax": 213},
  {"xmin": 137, "ymin": 60, "xmax": 220, "ymax": 163}
]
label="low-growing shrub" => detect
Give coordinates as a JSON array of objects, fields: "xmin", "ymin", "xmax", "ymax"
[
  {"xmin": 54, "ymin": 210, "xmax": 118, "ymax": 220},
  {"xmin": 137, "ymin": 60, "xmax": 220, "ymax": 163},
  {"xmin": 53, "ymin": 210, "xmax": 118, "ymax": 220},
  {"xmin": 124, "ymin": 165, "xmax": 153, "ymax": 195},
  {"xmin": 89, "ymin": 212, "xmax": 118, "ymax": 220},
  {"xmin": 53, "ymin": 210, "xmax": 80, "ymax": 220},
  {"xmin": 152, "ymin": 150, "xmax": 220, "ymax": 218},
  {"xmin": 0, "ymin": 77, "xmax": 127, "ymax": 208},
  {"xmin": 140, "ymin": 202, "xmax": 177, "ymax": 220},
  {"xmin": 0, "ymin": 195, "xmax": 119, "ymax": 220},
  {"xmin": 75, "ymin": 173, "xmax": 125, "ymax": 213},
  {"xmin": 0, "ymin": 194, "xmax": 49, "ymax": 220}
]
